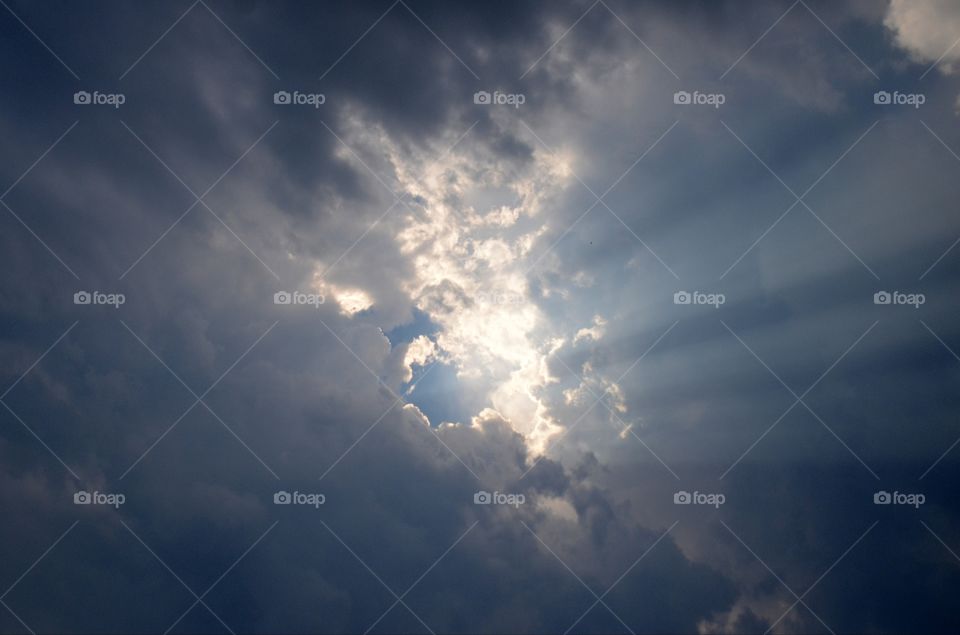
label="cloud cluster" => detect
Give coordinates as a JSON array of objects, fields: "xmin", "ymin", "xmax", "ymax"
[{"xmin": 2, "ymin": 1, "xmax": 960, "ymax": 633}]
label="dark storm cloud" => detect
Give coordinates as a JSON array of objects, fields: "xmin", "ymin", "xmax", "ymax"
[
  {"xmin": 0, "ymin": 1, "xmax": 747, "ymax": 634},
  {"xmin": 3, "ymin": 1, "xmax": 960, "ymax": 634}
]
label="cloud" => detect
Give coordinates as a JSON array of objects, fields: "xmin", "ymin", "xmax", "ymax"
[
  {"xmin": 885, "ymin": 0, "xmax": 960, "ymax": 74},
  {"xmin": 3, "ymin": 1, "xmax": 960, "ymax": 632}
]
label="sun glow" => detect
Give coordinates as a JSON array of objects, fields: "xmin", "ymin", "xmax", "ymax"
[{"xmin": 387, "ymin": 126, "xmax": 572, "ymax": 447}]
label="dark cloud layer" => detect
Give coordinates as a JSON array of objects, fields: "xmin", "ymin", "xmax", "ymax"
[{"xmin": 2, "ymin": 1, "xmax": 960, "ymax": 634}]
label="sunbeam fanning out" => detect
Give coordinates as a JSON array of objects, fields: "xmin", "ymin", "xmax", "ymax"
[{"xmin": 2, "ymin": 1, "xmax": 960, "ymax": 634}]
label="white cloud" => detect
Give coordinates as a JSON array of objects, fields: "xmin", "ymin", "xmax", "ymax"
[{"xmin": 885, "ymin": 0, "xmax": 960, "ymax": 73}]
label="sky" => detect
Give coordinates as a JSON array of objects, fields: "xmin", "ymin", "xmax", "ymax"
[{"xmin": 1, "ymin": 1, "xmax": 960, "ymax": 633}]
